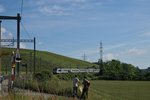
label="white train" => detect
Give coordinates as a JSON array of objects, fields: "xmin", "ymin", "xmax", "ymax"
[{"xmin": 53, "ymin": 68, "xmax": 100, "ymax": 74}]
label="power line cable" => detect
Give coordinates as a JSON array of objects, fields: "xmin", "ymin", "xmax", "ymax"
[
  {"xmin": 20, "ymin": 0, "xmax": 32, "ymax": 39},
  {"xmin": 21, "ymin": 22, "xmax": 31, "ymax": 39},
  {"xmin": 20, "ymin": 0, "xmax": 24, "ymax": 17}
]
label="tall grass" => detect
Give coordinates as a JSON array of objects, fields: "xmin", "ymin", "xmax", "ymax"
[
  {"xmin": 14, "ymin": 76, "xmax": 73, "ymax": 97},
  {"xmin": 4, "ymin": 80, "xmax": 150, "ymax": 100},
  {"xmin": 0, "ymin": 93, "xmax": 73, "ymax": 100}
]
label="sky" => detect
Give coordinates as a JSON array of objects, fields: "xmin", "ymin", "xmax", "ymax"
[{"xmin": 0, "ymin": 0, "xmax": 150, "ymax": 69}]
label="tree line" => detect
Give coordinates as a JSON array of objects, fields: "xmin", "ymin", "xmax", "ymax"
[{"xmin": 94, "ymin": 59, "xmax": 150, "ymax": 80}]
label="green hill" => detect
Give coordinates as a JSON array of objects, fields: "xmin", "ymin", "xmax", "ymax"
[{"xmin": 1, "ymin": 48, "xmax": 98, "ymax": 74}]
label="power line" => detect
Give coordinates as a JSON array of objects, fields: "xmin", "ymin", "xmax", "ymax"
[
  {"xmin": 21, "ymin": 22, "xmax": 31, "ymax": 39},
  {"xmin": 20, "ymin": 0, "xmax": 24, "ymax": 17},
  {"xmin": 20, "ymin": 0, "xmax": 32, "ymax": 39}
]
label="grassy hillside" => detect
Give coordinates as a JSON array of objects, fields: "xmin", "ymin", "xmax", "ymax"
[{"xmin": 1, "ymin": 48, "xmax": 98, "ymax": 74}]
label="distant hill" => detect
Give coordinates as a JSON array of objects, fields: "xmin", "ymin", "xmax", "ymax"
[{"xmin": 1, "ymin": 48, "xmax": 98, "ymax": 74}]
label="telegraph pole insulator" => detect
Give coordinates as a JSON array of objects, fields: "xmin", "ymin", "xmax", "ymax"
[{"xmin": 15, "ymin": 49, "xmax": 22, "ymax": 63}]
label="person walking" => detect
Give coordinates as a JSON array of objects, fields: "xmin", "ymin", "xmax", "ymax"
[
  {"xmin": 73, "ymin": 75, "xmax": 79, "ymax": 98},
  {"xmin": 80, "ymin": 76, "xmax": 90, "ymax": 100}
]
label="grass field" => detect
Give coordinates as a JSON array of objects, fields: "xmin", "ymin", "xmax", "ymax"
[
  {"xmin": 1, "ymin": 80, "xmax": 150, "ymax": 100},
  {"xmin": 88, "ymin": 81, "xmax": 150, "ymax": 100}
]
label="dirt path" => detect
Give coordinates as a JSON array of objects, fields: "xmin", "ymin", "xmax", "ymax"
[
  {"xmin": 14, "ymin": 88, "xmax": 77, "ymax": 100},
  {"xmin": 14, "ymin": 87, "xmax": 54, "ymax": 99}
]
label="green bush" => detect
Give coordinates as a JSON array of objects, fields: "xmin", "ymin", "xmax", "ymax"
[
  {"xmin": 56, "ymin": 73, "xmax": 97, "ymax": 81},
  {"xmin": 34, "ymin": 70, "xmax": 53, "ymax": 81}
]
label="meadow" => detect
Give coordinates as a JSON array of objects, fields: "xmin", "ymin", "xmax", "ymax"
[
  {"xmin": 6, "ymin": 80, "xmax": 150, "ymax": 100},
  {"xmin": 89, "ymin": 81, "xmax": 150, "ymax": 100}
]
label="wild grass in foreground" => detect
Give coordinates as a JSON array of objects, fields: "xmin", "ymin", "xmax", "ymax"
[
  {"xmin": 14, "ymin": 76, "xmax": 73, "ymax": 97},
  {"xmin": 14, "ymin": 77, "xmax": 150, "ymax": 100},
  {"xmin": 0, "ymin": 93, "xmax": 74, "ymax": 100}
]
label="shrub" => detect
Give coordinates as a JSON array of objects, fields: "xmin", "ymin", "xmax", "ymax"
[
  {"xmin": 14, "ymin": 76, "xmax": 72, "ymax": 97},
  {"xmin": 34, "ymin": 70, "xmax": 53, "ymax": 81}
]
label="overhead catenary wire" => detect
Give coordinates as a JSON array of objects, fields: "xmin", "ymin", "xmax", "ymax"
[
  {"xmin": 20, "ymin": 0, "xmax": 32, "ymax": 39},
  {"xmin": 20, "ymin": 0, "xmax": 24, "ymax": 17},
  {"xmin": 21, "ymin": 22, "xmax": 31, "ymax": 39}
]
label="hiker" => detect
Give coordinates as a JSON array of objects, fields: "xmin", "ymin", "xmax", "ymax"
[
  {"xmin": 80, "ymin": 76, "xmax": 90, "ymax": 100},
  {"xmin": 73, "ymin": 75, "xmax": 79, "ymax": 98}
]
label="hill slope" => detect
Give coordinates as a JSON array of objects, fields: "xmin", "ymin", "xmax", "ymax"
[{"xmin": 1, "ymin": 48, "xmax": 98, "ymax": 73}]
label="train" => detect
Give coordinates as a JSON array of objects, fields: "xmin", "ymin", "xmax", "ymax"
[{"xmin": 53, "ymin": 68, "xmax": 100, "ymax": 74}]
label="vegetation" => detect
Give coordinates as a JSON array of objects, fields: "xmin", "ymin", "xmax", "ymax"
[
  {"xmin": 94, "ymin": 59, "xmax": 150, "ymax": 80},
  {"xmin": 0, "ymin": 92, "xmax": 72, "ymax": 100},
  {"xmin": 14, "ymin": 76, "xmax": 73, "ymax": 97},
  {"xmin": 5, "ymin": 80, "xmax": 150, "ymax": 100},
  {"xmin": 89, "ymin": 80, "xmax": 150, "ymax": 100},
  {"xmin": 2, "ymin": 48, "xmax": 150, "ymax": 81},
  {"xmin": 1, "ymin": 47, "xmax": 98, "ymax": 74},
  {"xmin": 1, "ymin": 48, "xmax": 150, "ymax": 100}
]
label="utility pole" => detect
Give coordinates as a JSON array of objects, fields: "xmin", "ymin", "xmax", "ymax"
[
  {"xmin": 1, "ymin": 38, "xmax": 35, "ymax": 75},
  {"xmin": 34, "ymin": 37, "xmax": 36, "ymax": 74},
  {"xmin": 11, "ymin": 51, "xmax": 16, "ymax": 88},
  {"xmin": 0, "ymin": 21, "xmax": 2, "ymax": 91},
  {"xmin": 99, "ymin": 42, "xmax": 103, "ymax": 75},
  {"xmin": 0, "ymin": 20, "xmax": 1, "ymax": 76},
  {"xmin": 17, "ymin": 13, "xmax": 21, "ymax": 76},
  {"xmin": 0, "ymin": 14, "xmax": 36, "ymax": 78},
  {"xmin": 0, "ymin": 13, "xmax": 21, "ymax": 76},
  {"xmin": 29, "ymin": 52, "xmax": 33, "ymax": 74}
]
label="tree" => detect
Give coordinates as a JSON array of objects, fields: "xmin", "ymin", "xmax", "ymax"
[{"xmin": 102, "ymin": 59, "xmax": 138, "ymax": 80}]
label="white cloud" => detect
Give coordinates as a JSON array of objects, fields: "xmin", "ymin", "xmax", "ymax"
[
  {"xmin": 38, "ymin": 42, "xmax": 43, "ymax": 45},
  {"xmin": 143, "ymin": 32, "xmax": 150, "ymax": 36},
  {"xmin": 0, "ymin": 5, "xmax": 5, "ymax": 13},
  {"xmin": 1, "ymin": 27, "xmax": 6, "ymax": 33},
  {"xmin": 1, "ymin": 27, "xmax": 14, "ymax": 46},
  {"xmin": 105, "ymin": 43, "xmax": 127, "ymax": 51},
  {"xmin": 36, "ymin": 0, "xmax": 45, "ymax": 6},
  {"xmin": 66, "ymin": 43, "xmax": 129, "ymax": 62},
  {"xmin": 39, "ymin": 5, "xmax": 70, "ymax": 15},
  {"xmin": 125, "ymin": 48, "xmax": 145, "ymax": 56},
  {"xmin": 20, "ymin": 43, "xmax": 27, "ymax": 49},
  {"xmin": 62, "ymin": 0, "xmax": 85, "ymax": 3},
  {"xmin": 104, "ymin": 53, "xmax": 116, "ymax": 61},
  {"xmin": 73, "ymin": 48, "xmax": 99, "ymax": 57},
  {"xmin": 8, "ymin": 32, "xmax": 13, "ymax": 38},
  {"xmin": 13, "ymin": 43, "xmax": 27, "ymax": 49},
  {"xmin": 34, "ymin": 0, "xmax": 102, "ymax": 16},
  {"xmin": 103, "ymin": 48, "xmax": 146, "ymax": 62},
  {"xmin": 1, "ymin": 27, "xmax": 13, "ymax": 39}
]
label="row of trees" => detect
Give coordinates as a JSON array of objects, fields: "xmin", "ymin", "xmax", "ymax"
[{"xmin": 95, "ymin": 59, "xmax": 150, "ymax": 80}]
